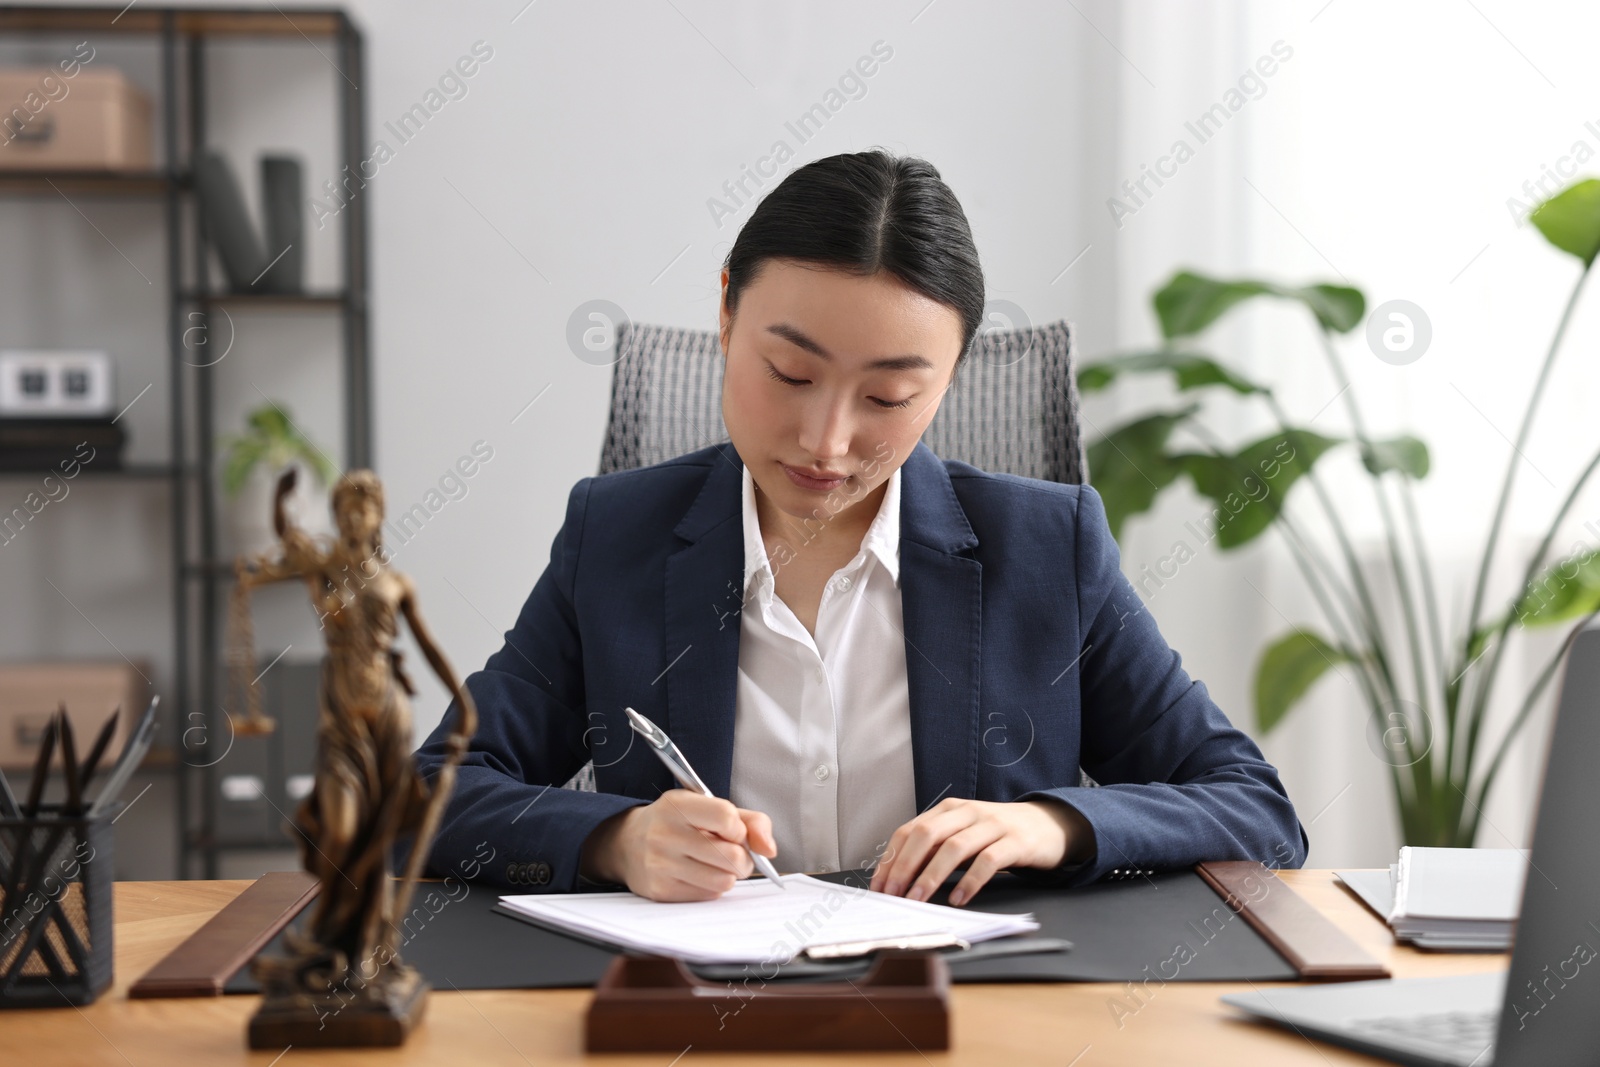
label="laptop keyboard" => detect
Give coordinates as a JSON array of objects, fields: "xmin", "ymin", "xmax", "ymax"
[{"xmin": 1348, "ymin": 1010, "xmax": 1498, "ymax": 1064}]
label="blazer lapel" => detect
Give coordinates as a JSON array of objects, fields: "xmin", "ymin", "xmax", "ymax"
[
  {"xmin": 897, "ymin": 441, "xmax": 983, "ymax": 811},
  {"xmin": 661, "ymin": 443, "xmax": 746, "ymax": 797}
]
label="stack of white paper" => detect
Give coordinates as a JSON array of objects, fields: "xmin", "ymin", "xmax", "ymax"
[
  {"xmin": 499, "ymin": 873, "xmax": 1040, "ymax": 965},
  {"xmin": 1389, "ymin": 847, "xmax": 1525, "ymax": 950},
  {"xmin": 1340, "ymin": 848, "xmax": 1526, "ymax": 951}
]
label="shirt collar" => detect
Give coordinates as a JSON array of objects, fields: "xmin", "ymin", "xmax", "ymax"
[{"xmin": 741, "ymin": 464, "xmax": 901, "ymax": 594}]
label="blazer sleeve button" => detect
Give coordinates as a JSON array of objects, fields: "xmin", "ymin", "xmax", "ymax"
[
  {"xmin": 506, "ymin": 862, "xmax": 522, "ymax": 884},
  {"xmin": 535, "ymin": 862, "xmax": 552, "ymax": 885}
]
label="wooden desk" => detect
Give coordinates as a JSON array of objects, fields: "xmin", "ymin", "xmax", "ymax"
[{"xmin": 5, "ymin": 871, "xmax": 1506, "ymax": 1065}]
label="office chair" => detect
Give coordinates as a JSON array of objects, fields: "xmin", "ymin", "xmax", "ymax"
[
  {"xmin": 597, "ymin": 321, "xmax": 1089, "ymax": 482},
  {"xmin": 565, "ymin": 319, "xmax": 1094, "ymax": 792}
]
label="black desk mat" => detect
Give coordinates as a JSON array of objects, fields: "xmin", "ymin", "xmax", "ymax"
[{"xmin": 227, "ymin": 867, "xmax": 1294, "ymax": 992}]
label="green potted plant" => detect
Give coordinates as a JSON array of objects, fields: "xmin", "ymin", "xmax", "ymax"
[
  {"xmin": 1078, "ymin": 178, "xmax": 1600, "ymax": 848},
  {"xmin": 219, "ymin": 403, "xmax": 338, "ymax": 554}
]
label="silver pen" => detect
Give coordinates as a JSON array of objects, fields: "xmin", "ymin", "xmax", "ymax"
[{"xmin": 623, "ymin": 706, "xmax": 785, "ymax": 890}]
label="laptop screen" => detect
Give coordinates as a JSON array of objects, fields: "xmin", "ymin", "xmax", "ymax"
[{"xmin": 1493, "ymin": 617, "xmax": 1600, "ymax": 1066}]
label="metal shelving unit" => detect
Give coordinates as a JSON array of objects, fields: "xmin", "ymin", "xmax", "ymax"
[{"xmin": 0, "ymin": 5, "xmax": 370, "ymax": 879}]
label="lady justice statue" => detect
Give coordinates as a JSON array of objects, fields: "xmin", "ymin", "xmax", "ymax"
[{"xmin": 230, "ymin": 468, "xmax": 476, "ymax": 1048}]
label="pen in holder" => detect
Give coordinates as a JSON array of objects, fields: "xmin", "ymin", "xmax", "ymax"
[{"xmin": 0, "ymin": 804, "xmax": 116, "ymax": 1007}]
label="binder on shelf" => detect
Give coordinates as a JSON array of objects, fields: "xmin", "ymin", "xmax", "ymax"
[
  {"xmin": 213, "ymin": 733, "xmax": 275, "ymax": 845},
  {"xmin": 269, "ymin": 662, "xmax": 321, "ymax": 817},
  {"xmin": 258, "ymin": 155, "xmax": 304, "ymax": 293}
]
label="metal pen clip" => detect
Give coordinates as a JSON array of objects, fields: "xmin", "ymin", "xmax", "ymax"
[{"xmin": 623, "ymin": 707, "xmax": 712, "ymax": 794}]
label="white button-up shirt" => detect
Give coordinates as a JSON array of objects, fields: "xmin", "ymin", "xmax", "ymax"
[{"xmin": 728, "ymin": 465, "xmax": 918, "ymax": 875}]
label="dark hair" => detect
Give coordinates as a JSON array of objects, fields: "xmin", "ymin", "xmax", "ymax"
[{"xmin": 721, "ymin": 149, "xmax": 986, "ymax": 375}]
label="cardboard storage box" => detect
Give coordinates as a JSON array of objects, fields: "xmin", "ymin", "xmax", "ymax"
[
  {"xmin": 0, "ymin": 662, "xmax": 147, "ymax": 768},
  {"xmin": 0, "ymin": 68, "xmax": 153, "ymax": 171}
]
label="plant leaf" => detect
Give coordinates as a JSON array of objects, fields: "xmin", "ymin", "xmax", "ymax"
[
  {"xmin": 220, "ymin": 402, "xmax": 336, "ymax": 497},
  {"xmin": 1530, "ymin": 179, "xmax": 1600, "ymax": 267},
  {"xmin": 1463, "ymin": 622, "xmax": 1497, "ymax": 672},
  {"xmin": 1361, "ymin": 435, "xmax": 1431, "ymax": 479},
  {"xmin": 1507, "ymin": 548, "xmax": 1600, "ymax": 630},
  {"xmin": 1469, "ymin": 549, "xmax": 1600, "ymax": 662},
  {"xmin": 221, "ymin": 436, "xmax": 266, "ymax": 496},
  {"xmin": 1153, "ymin": 270, "xmax": 1366, "ymax": 338},
  {"xmin": 247, "ymin": 403, "xmax": 293, "ymax": 439},
  {"xmin": 1295, "ymin": 284, "xmax": 1365, "ymax": 334},
  {"xmin": 1154, "ymin": 272, "xmax": 1274, "ymax": 338},
  {"xmin": 1077, "ymin": 349, "xmax": 1268, "ymax": 396},
  {"xmin": 1174, "ymin": 429, "xmax": 1342, "ymax": 549},
  {"xmin": 1084, "ymin": 405, "xmax": 1198, "ymax": 540},
  {"xmin": 1255, "ymin": 628, "xmax": 1353, "ymax": 733},
  {"xmin": 297, "ymin": 441, "xmax": 339, "ymax": 487}
]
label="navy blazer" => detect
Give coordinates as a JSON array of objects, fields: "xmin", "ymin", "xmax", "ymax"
[{"xmin": 412, "ymin": 440, "xmax": 1308, "ymax": 893}]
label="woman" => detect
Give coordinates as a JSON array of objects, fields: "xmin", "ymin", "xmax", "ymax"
[{"xmin": 413, "ymin": 149, "xmax": 1306, "ymax": 907}]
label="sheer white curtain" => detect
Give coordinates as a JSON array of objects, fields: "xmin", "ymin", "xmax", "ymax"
[{"xmin": 1085, "ymin": 0, "xmax": 1600, "ymax": 866}]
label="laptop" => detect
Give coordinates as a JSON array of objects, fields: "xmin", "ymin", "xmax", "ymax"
[{"xmin": 1222, "ymin": 616, "xmax": 1600, "ymax": 1066}]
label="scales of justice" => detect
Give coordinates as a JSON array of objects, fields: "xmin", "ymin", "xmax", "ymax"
[{"xmin": 226, "ymin": 468, "xmax": 477, "ymax": 1048}]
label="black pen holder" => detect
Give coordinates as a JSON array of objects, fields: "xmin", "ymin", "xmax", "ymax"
[{"xmin": 0, "ymin": 806, "xmax": 116, "ymax": 1007}]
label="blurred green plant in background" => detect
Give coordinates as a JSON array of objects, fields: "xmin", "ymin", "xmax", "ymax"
[
  {"xmin": 1079, "ymin": 178, "xmax": 1600, "ymax": 847},
  {"xmin": 220, "ymin": 403, "xmax": 337, "ymax": 497}
]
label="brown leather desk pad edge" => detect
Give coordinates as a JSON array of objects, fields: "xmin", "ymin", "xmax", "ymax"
[
  {"xmin": 129, "ymin": 870, "xmax": 320, "ymax": 998},
  {"xmin": 1196, "ymin": 860, "xmax": 1389, "ymax": 979}
]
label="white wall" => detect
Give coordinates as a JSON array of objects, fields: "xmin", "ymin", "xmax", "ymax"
[{"xmin": 5, "ymin": 0, "xmax": 1596, "ymax": 876}]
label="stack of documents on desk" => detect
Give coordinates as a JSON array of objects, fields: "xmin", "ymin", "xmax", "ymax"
[
  {"xmin": 1339, "ymin": 847, "xmax": 1527, "ymax": 950},
  {"xmin": 499, "ymin": 872, "xmax": 1039, "ymax": 965},
  {"xmin": 1390, "ymin": 847, "xmax": 1525, "ymax": 949}
]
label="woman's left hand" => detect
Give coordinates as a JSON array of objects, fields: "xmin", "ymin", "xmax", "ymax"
[{"xmin": 867, "ymin": 797, "xmax": 1093, "ymax": 906}]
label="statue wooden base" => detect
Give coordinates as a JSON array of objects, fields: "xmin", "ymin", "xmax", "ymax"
[
  {"xmin": 247, "ymin": 965, "xmax": 428, "ymax": 1049},
  {"xmin": 585, "ymin": 950, "xmax": 950, "ymax": 1052}
]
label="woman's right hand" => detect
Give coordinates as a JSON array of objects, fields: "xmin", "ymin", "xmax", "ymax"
[{"xmin": 579, "ymin": 789, "xmax": 777, "ymax": 901}]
